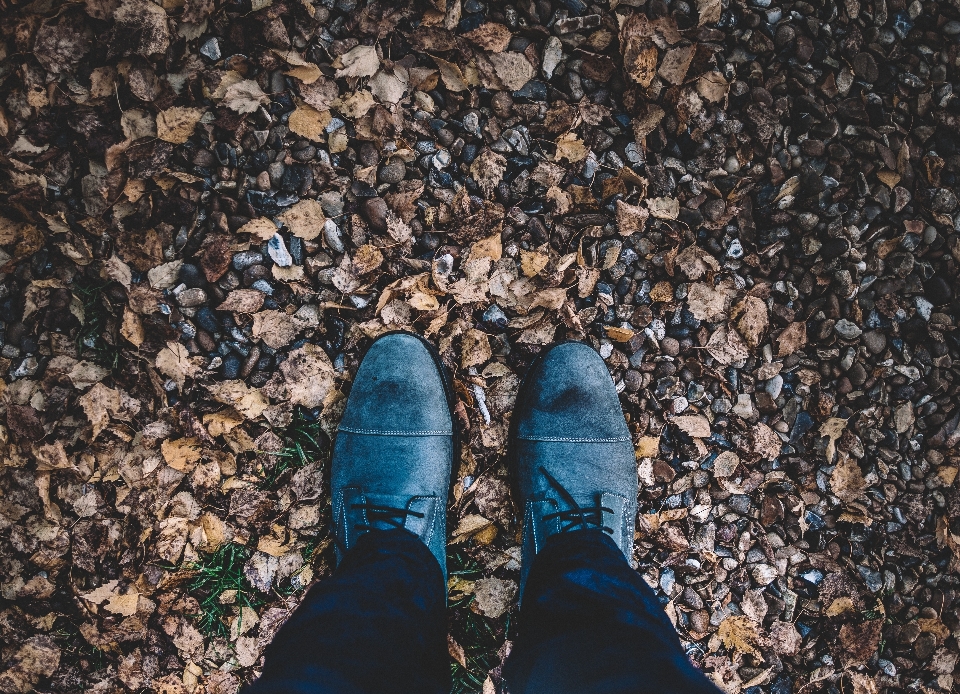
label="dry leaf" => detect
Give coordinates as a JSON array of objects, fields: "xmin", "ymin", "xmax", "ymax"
[
  {"xmin": 731, "ymin": 295, "xmax": 768, "ymax": 349},
  {"xmin": 673, "ymin": 415, "xmax": 711, "ymax": 438},
  {"xmin": 820, "ymin": 417, "xmax": 847, "ymax": 463},
  {"xmin": 659, "ymin": 44, "xmax": 695, "ymax": 85},
  {"xmin": 461, "ymin": 329, "xmax": 492, "ymax": 368},
  {"xmin": 555, "ymin": 132, "xmax": 588, "ymax": 163},
  {"xmin": 336, "ymin": 45, "xmax": 380, "ymax": 78},
  {"xmin": 488, "ymin": 52, "xmax": 535, "ymax": 91},
  {"xmin": 463, "ymin": 22, "xmax": 512, "ymax": 51},
  {"xmin": 615, "ymin": 200, "xmax": 649, "ymax": 236},
  {"xmin": 207, "ymin": 381, "xmax": 269, "ymax": 420},
  {"xmin": 718, "ymin": 615, "xmax": 763, "ymax": 659},
  {"xmin": 223, "ymin": 80, "xmax": 269, "ymax": 114},
  {"xmin": 161, "ymin": 438, "xmax": 203, "ymax": 473},
  {"xmin": 288, "ymin": 103, "xmax": 332, "ymax": 141},
  {"xmin": 830, "ymin": 455, "xmax": 868, "ymax": 503},
  {"xmin": 470, "ymin": 149, "xmax": 507, "ymax": 198},
  {"xmin": 278, "ymin": 199, "xmax": 325, "ymax": 241},
  {"xmin": 156, "ymin": 107, "xmax": 205, "ymax": 144},
  {"xmin": 776, "ymin": 321, "xmax": 807, "ymax": 356},
  {"xmin": 155, "ymin": 341, "xmax": 201, "ymax": 389}
]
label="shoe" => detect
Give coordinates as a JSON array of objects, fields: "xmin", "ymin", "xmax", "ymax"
[
  {"xmin": 510, "ymin": 341, "xmax": 637, "ymax": 595},
  {"xmin": 331, "ymin": 331, "xmax": 455, "ymax": 579}
]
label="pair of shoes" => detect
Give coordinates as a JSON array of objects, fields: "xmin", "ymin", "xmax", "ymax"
[{"xmin": 331, "ymin": 331, "xmax": 637, "ymax": 590}]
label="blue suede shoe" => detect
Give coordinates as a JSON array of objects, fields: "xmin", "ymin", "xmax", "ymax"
[
  {"xmin": 331, "ymin": 332, "xmax": 455, "ymax": 580},
  {"xmin": 510, "ymin": 342, "xmax": 638, "ymax": 596}
]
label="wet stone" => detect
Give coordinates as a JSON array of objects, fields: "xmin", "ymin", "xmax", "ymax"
[
  {"xmin": 177, "ymin": 288, "xmax": 208, "ymax": 308},
  {"xmin": 233, "ymin": 250, "xmax": 264, "ymax": 270},
  {"xmin": 378, "ymin": 159, "xmax": 406, "ymax": 185}
]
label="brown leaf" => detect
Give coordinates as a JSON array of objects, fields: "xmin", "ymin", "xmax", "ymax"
[
  {"xmin": 731, "ymin": 295, "xmax": 768, "ymax": 349},
  {"xmin": 218, "ymin": 289, "xmax": 266, "ymax": 313},
  {"xmin": 488, "ymin": 52, "xmax": 535, "ymax": 91},
  {"xmin": 659, "ymin": 44, "xmax": 696, "ymax": 85},
  {"xmin": 718, "ymin": 615, "xmax": 763, "ymax": 659},
  {"xmin": 839, "ymin": 618, "xmax": 882, "ymax": 665},
  {"xmin": 470, "ymin": 148, "xmax": 507, "ymax": 198},
  {"xmin": 776, "ymin": 321, "xmax": 807, "ymax": 356},
  {"xmin": 830, "ymin": 454, "xmax": 868, "ymax": 503},
  {"xmin": 461, "ymin": 329, "xmax": 492, "ymax": 368},
  {"xmin": 157, "ymin": 107, "xmax": 205, "ymax": 144},
  {"xmin": 463, "ymin": 22, "xmax": 512, "ymax": 51},
  {"xmin": 161, "ymin": 438, "xmax": 203, "ymax": 473}
]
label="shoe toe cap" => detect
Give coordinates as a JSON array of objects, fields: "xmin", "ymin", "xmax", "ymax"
[
  {"xmin": 516, "ymin": 342, "xmax": 629, "ymax": 442},
  {"xmin": 339, "ymin": 332, "xmax": 452, "ymax": 434}
]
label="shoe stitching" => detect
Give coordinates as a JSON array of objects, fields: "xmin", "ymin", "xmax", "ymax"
[
  {"xmin": 515, "ymin": 435, "xmax": 631, "ymax": 443},
  {"xmin": 338, "ymin": 426, "xmax": 452, "ymax": 436}
]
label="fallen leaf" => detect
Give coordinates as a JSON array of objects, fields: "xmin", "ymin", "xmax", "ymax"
[
  {"xmin": 156, "ymin": 341, "xmax": 201, "ymax": 389},
  {"xmin": 463, "ymin": 22, "xmax": 512, "ymax": 51},
  {"xmin": 659, "ymin": 44, "xmax": 695, "ymax": 85},
  {"xmin": 488, "ymin": 52, "xmax": 535, "ymax": 91},
  {"xmin": 718, "ymin": 615, "xmax": 763, "ymax": 659},
  {"xmin": 278, "ymin": 199, "xmax": 325, "ymax": 241},
  {"xmin": 470, "ymin": 148, "xmax": 507, "ymax": 198},
  {"xmin": 217, "ymin": 289, "xmax": 266, "ymax": 313},
  {"xmin": 830, "ymin": 454, "xmax": 867, "ymax": 503},
  {"xmin": 222, "ymin": 80, "xmax": 269, "ymax": 114},
  {"xmin": 776, "ymin": 321, "xmax": 807, "ymax": 356},
  {"xmin": 288, "ymin": 103, "xmax": 332, "ymax": 141},
  {"xmin": 473, "ymin": 577, "xmax": 517, "ymax": 619},
  {"xmin": 336, "ymin": 44, "xmax": 380, "ymax": 78},
  {"xmin": 673, "ymin": 415, "xmax": 711, "ymax": 438},
  {"xmin": 555, "ymin": 132, "xmax": 588, "ymax": 163},
  {"xmin": 162, "ymin": 438, "xmax": 203, "ymax": 473},
  {"xmin": 731, "ymin": 295, "xmax": 768, "ymax": 349},
  {"xmin": 615, "ymin": 200, "xmax": 649, "ymax": 236},
  {"xmin": 157, "ymin": 107, "xmax": 205, "ymax": 144}
]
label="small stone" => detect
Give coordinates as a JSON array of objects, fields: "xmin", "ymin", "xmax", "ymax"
[
  {"xmin": 661, "ymin": 337, "xmax": 680, "ymax": 356},
  {"xmin": 292, "ymin": 145, "xmax": 316, "ymax": 162},
  {"xmin": 925, "ymin": 276, "xmax": 953, "ymax": 305},
  {"xmin": 623, "ymin": 370, "xmax": 642, "ymax": 392},
  {"xmin": 362, "ymin": 197, "xmax": 389, "ymax": 232},
  {"xmin": 542, "ymin": 36, "xmax": 563, "ymax": 79},
  {"xmin": 267, "ymin": 233, "xmax": 293, "ymax": 267},
  {"xmin": 222, "ymin": 354, "xmax": 241, "ymax": 379},
  {"xmin": 233, "ymin": 250, "xmax": 265, "ymax": 271},
  {"xmin": 177, "ymin": 288, "xmax": 208, "ymax": 308},
  {"xmin": 200, "ymin": 37, "xmax": 221, "ymax": 61},
  {"xmin": 834, "ymin": 319, "xmax": 862, "ymax": 340},
  {"xmin": 256, "ymin": 171, "xmax": 271, "ymax": 191},
  {"xmin": 863, "ymin": 330, "xmax": 886, "ymax": 354},
  {"xmin": 723, "ymin": 155, "xmax": 741, "ymax": 173},
  {"xmin": 178, "ymin": 263, "xmax": 205, "ymax": 288},
  {"xmin": 378, "ymin": 159, "xmax": 406, "ymax": 185},
  {"xmin": 852, "ymin": 53, "xmax": 878, "ymax": 82}
]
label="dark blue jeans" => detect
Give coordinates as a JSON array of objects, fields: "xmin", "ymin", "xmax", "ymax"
[{"xmin": 246, "ymin": 529, "xmax": 721, "ymax": 694}]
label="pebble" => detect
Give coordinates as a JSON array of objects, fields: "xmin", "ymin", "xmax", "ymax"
[
  {"xmin": 834, "ymin": 319, "xmax": 862, "ymax": 340},
  {"xmin": 378, "ymin": 159, "xmax": 406, "ymax": 185},
  {"xmin": 200, "ymin": 37, "xmax": 221, "ymax": 61},
  {"xmin": 362, "ymin": 197, "xmax": 390, "ymax": 232},
  {"xmin": 177, "ymin": 288, "xmax": 207, "ymax": 308},
  {"xmin": 233, "ymin": 250, "xmax": 264, "ymax": 271},
  {"xmin": 863, "ymin": 330, "xmax": 886, "ymax": 354},
  {"xmin": 267, "ymin": 233, "xmax": 293, "ymax": 267}
]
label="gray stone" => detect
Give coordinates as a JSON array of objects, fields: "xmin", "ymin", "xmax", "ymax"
[{"xmin": 834, "ymin": 319, "xmax": 862, "ymax": 340}]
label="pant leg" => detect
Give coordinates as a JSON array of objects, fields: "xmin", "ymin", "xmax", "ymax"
[
  {"xmin": 245, "ymin": 529, "xmax": 449, "ymax": 694},
  {"xmin": 502, "ymin": 529, "xmax": 721, "ymax": 694}
]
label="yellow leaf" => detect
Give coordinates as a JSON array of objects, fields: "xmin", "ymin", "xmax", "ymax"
[
  {"xmin": 636, "ymin": 436, "xmax": 659, "ymax": 458},
  {"xmin": 156, "ymin": 107, "xmax": 205, "ymax": 144},
  {"xmin": 161, "ymin": 438, "xmax": 203, "ymax": 473},
  {"xmin": 288, "ymin": 102, "xmax": 332, "ymax": 141},
  {"xmin": 555, "ymin": 132, "xmax": 588, "ymax": 163},
  {"xmin": 718, "ymin": 615, "xmax": 763, "ymax": 659}
]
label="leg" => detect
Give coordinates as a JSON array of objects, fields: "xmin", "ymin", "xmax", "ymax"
[
  {"xmin": 249, "ymin": 332, "xmax": 456, "ymax": 693},
  {"xmin": 506, "ymin": 342, "xmax": 720, "ymax": 694},
  {"xmin": 502, "ymin": 529, "xmax": 720, "ymax": 694},
  {"xmin": 246, "ymin": 529, "xmax": 448, "ymax": 694}
]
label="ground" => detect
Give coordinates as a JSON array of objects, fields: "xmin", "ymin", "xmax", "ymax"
[{"xmin": 1, "ymin": 0, "xmax": 960, "ymax": 692}]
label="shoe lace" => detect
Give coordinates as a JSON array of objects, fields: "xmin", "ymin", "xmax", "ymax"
[
  {"xmin": 539, "ymin": 467, "xmax": 614, "ymax": 535},
  {"xmin": 350, "ymin": 502, "xmax": 425, "ymax": 533}
]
